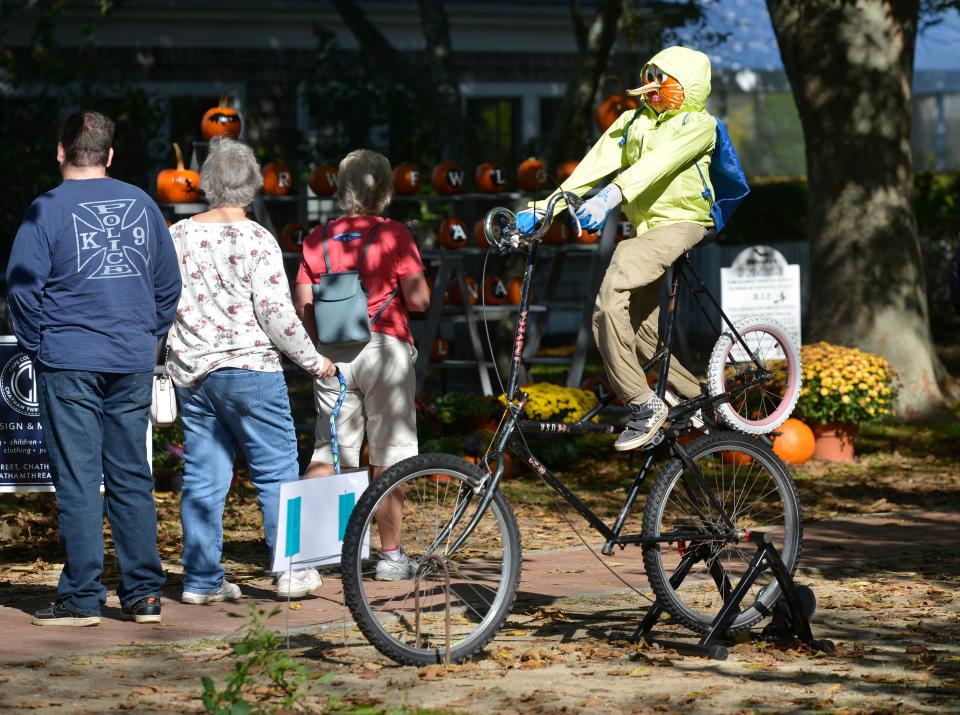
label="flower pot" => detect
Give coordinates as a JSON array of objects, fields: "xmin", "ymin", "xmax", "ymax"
[{"xmin": 811, "ymin": 422, "xmax": 858, "ymax": 462}]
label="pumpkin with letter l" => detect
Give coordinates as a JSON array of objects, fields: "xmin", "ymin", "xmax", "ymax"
[
  {"xmin": 157, "ymin": 143, "xmax": 201, "ymax": 204},
  {"xmin": 475, "ymin": 162, "xmax": 508, "ymax": 193},
  {"xmin": 201, "ymin": 92, "xmax": 242, "ymax": 140}
]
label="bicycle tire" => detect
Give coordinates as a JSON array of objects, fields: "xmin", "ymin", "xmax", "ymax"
[
  {"xmin": 641, "ymin": 432, "xmax": 802, "ymax": 633},
  {"xmin": 707, "ymin": 316, "xmax": 801, "ymax": 434},
  {"xmin": 341, "ymin": 453, "xmax": 522, "ymax": 665}
]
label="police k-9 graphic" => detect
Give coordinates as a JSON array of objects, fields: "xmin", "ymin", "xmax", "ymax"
[
  {"xmin": 73, "ymin": 199, "xmax": 151, "ymax": 279},
  {"xmin": 0, "ymin": 339, "xmax": 52, "ymax": 491}
]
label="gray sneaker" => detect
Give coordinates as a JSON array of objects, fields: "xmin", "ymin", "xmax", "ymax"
[
  {"xmin": 375, "ymin": 550, "xmax": 418, "ymax": 581},
  {"xmin": 614, "ymin": 395, "xmax": 668, "ymax": 451},
  {"xmin": 181, "ymin": 579, "xmax": 242, "ymax": 605}
]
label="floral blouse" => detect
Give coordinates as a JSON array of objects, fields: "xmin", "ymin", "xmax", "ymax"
[{"xmin": 166, "ymin": 218, "xmax": 325, "ymax": 387}]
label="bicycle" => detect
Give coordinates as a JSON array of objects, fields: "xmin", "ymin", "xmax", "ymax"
[{"xmin": 341, "ymin": 192, "xmax": 803, "ymax": 665}]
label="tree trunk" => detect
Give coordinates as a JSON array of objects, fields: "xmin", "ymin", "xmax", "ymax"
[{"xmin": 766, "ymin": 0, "xmax": 948, "ymax": 417}]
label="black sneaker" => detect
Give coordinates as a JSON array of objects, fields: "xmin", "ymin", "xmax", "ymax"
[
  {"xmin": 122, "ymin": 595, "xmax": 162, "ymax": 624},
  {"xmin": 614, "ymin": 395, "xmax": 668, "ymax": 451},
  {"xmin": 32, "ymin": 601, "xmax": 100, "ymax": 627}
]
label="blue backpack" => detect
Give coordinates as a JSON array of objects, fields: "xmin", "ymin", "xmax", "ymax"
[{"xmin": 683, "ymin": 113, "xmax": 750, "ymax": 233}]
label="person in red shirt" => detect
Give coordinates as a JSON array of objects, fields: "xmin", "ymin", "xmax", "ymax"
[{"xmin": 294, "ymin": 149, "xmax": 430, "ymax": 581}]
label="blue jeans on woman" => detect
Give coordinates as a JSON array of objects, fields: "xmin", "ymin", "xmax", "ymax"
[
  {"xmin": 36, "ymin": 367, "xmax": 165, "ymax": 616},
  {"xmin": 176, "ymin": 368, "xmax": 299, "ymax": 594}
]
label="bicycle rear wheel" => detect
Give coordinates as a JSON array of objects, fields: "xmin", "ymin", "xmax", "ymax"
[
  {"xmin": 341, "ymin": 453, "xmax": 521, "ymax": 665},
  {"xmin": 641, "ymin": 432, "xmax": 802, "ymax": 633},
  {"xmin": 707, "ymin": 316, "xmax": 801, "ymax": 434}
]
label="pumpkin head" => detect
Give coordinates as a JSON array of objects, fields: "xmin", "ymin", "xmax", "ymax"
[
  {"xmin": 438, "ymin": 217, "xmax": 469, "ymax": 249},
  {"xmin": 506, "ymin": 278, "xmax": 523, "ymax": 305},
  {"xmin": 772, "ymin": 418, "xmax": 816, "ymax": 464},
  {"xmin": 308, "ymin": 165, "xmax": 338, "ymax": 196},
  {"xmin": 393, "ymin": 163, "xmax": 421, "ymax": 195},
  {"xmin": 517, "ymin": 157, "xmax": 548, "ymax": 193},
  {"xmin": 262, "ymin": 161, "xmax": 292, "ymax": 196},
  {"xmin": 483, "ymin": 275, "xmax": 509, "ymax": 305},
  {"xmin": 280, "ymin": 223, "xmax": 309, "ymax": 252},
  {"xmin": 474, "ymin": 162, "xmax": 508, "ymax": 193},
  {"xmin": 556, "ymin": 160, "xmax": 579, "ymax": 184},
  {"xmin": 431, "ymin": 336, "xmax": 449, "ymax": 361},
  {"xmin": 156, "ymin": 143, "xmax": 201, "ymax": 204},
  {"xmin": 201, "ymin": 92, "xmax": 242, "ymax": 141},
  {"xmin": 431, "ymin": 162, "xmax": 465, "ymax": 194}
]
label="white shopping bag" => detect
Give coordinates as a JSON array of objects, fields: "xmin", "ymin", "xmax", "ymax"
[{"xmin": 272, "ymin": 468, "xmax": 370, "ymax": 572}]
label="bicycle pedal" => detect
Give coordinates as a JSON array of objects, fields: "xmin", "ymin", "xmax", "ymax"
[{"xmin": 641, "ymin": 430, "xmax": 666, "ymax": 450}]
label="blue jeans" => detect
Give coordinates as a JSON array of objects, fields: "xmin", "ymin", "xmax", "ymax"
[
  {"xmin": 176, "ymin": 369, "xmax": 299, "ymax": 593},
  {"xmin": 36, "ymin": 367, "xmax": 165, "ymax": 616}
]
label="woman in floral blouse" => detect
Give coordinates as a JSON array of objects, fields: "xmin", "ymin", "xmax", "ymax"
[{"xmin": 167, "ymin": 137, "xmax": 335, "ymax": 602}]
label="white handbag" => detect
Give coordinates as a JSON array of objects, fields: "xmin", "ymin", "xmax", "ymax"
[{"xmin": 150, "ymin": 369, "xmax": 177, "ymax": 426}]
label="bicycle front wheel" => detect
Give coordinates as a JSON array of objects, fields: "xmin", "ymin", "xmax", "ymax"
[
  {"xmin": 341, "ymin": 453, "xmax": 522, "ymax": 665},
  {"xmin": 641, "ymin": 432, "xmax": 802, "ymax": 633}
]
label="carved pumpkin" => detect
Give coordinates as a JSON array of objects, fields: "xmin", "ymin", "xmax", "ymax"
[
  {"xmin": 556, "ymin": 160, "xmax": 579, "ymax": 183},
  {"xmin": 475, "ymin": 162, "xmax": 508, "ymax": 193},
  {"xmin": 447, "ymin": 276, "xmax": 478, "ymax": 305},
  {"xmin": 483, "ymin": 275, "xmax": 508, "ymax": 305},
  {"xmin": 308, "ymin": 165, "xmax": 338, "ymax": 196},
  {"xmin": 517, "ymin": 157, "xmax": 548, "ymax": 193},
  {"xmin": 772, "ymin": 418, "xmax": 816, "ymax": 464},
  {"xmin": 438, "ymin": 217, "xmax": 469, "ymax": 249},
  {"xmin": 393, "ymin": 163, "xmax": 421, "ymax": 195},
  {"xmin": 506, "ymin": 278, "xmax": 523, "ymax": 305},
  {"xmin": 201, "ymin": 92, "xmax": 242, "ymax": 140},
  {"xmin": 431, "ymin": 162, "xmax": 465, "ymax": 195},
  {"xmin": 431, "ymin": 336, "xmax": 449, "ymax": 362},
  {"xmin": 262, "ymin": 161, "xmax": 292, "ymax": 196},
  {"xmin": 156, "ymin": 143, "xmax": 201, "ymax": 204},
  {"xmin": 473, "ymin": 219, "xmax": 490, "ymax": 248},
  {"xmin": 280, "ymin": 223, "xmax": 309, "ymax": 253}
]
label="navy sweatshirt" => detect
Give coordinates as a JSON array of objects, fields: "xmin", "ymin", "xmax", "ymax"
[{"xmin": 6, "ymin": 177, "xmax": 181, "ymax": 373}]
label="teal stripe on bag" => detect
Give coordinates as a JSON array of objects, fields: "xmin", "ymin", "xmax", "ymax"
[{"xmin": 285, "ymin": 496, "xmax": 302, "ymax": 558}]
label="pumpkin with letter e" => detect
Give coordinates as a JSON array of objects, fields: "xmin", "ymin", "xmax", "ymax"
[
  {"xmin": 201, "ymin": 93, "xmax": 242, "ymax": 140},
  {"xmin": 156, "ymin": 143, "xmax": 201, "ymax": 204}
]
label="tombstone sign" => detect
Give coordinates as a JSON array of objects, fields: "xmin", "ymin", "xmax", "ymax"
[
  {"xmin": 720, "ymin": 246, "xmax": 802, "ymax": 360},
  {"xmin": 0, "ymin": 336, "xmax": 53, "ymax": 492}
]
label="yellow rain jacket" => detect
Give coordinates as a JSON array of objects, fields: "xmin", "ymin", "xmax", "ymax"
[{"xmin": 543, "ymin": 46, "xmax": 717, "ymax": 234}]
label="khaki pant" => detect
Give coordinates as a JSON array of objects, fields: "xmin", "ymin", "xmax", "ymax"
[{"xmin": 592, "ymin": 221, "xmax": 706, "ymax": 405}]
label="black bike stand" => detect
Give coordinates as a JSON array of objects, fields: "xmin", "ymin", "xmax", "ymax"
[{"xmin": 629, "ymin": 530, "xmax": 835, "ymax": 660}]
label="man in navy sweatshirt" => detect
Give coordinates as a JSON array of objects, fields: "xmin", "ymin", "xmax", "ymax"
[{"xmin": 6, "ymin": 111, "xmax": 181, "ymax": 626}]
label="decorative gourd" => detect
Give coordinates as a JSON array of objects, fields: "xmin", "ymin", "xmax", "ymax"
[
  {"xmin": 393, "ymin": 163, "xmax": 421, "ymax": 195},
  {"xmin": 262, "ymin": 161, "xmax": 292, "ymax": 196},
  {"xmin": 483, "ymin": 276, "xmax": 508, "ymax": 305},
  {"xmin": 201, "ymin": 92, "xmax": 242, "ymax": 140},
  {"xmin": 517, "ymin": 157, "xmax": 548, "ymax": 193},
  {"xmin": 772, "ymin": 418, "xmax": 816, "ymax": 464},
  {"xmin": 473, "ymin": 219, "xmax": 490, "ymax": 248},
  {"xmin": 308, "ymin": 165, "xmax": 338, "ymax": 196},
  {"xmin": 438, "ymin": 217, "xmax": 469, "ymax": 249},
  {"xmin": 506, "ymin": 278, "xmax": 523, "ymax": 305},
  {"xmin": 156, "ymin": 143, "xmax": 201, "ymax": 204},
  {"xmin": 475, "ymin": 162, "xmax": 508, "ymax": 193},
  {"xmin": 556, "ymin": 160, "xmax": 579, "ymax": 183},
  {"xmin": 280, "ymin": 223, "xmax": 309, "ymax": 252},
  {"xmin": 431, "ymin": 336, "xmax": 449, "ymax": 361},
  {"xmin": 431, "ymin": 162, "xmax": 465, "ymax": 195}
]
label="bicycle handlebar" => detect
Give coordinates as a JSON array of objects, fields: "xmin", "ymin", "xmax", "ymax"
[{"xmin": 482, "ymin": 190, "xmax": 584, "ymax": 253}]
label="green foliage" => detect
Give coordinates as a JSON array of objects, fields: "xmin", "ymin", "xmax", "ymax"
[
  {"xmin": 430, "ymin": 392, "xmax": 492, "ymax": 429},
  {"xmin": 201, "ymin": 602, "xmax": 315, "ymax": 715},
  {"xmin": 914, "ymin": 171, "xmax": 960, "ymax": 244}
]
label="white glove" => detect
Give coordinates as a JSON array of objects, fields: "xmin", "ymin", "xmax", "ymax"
[
  {"xmin": 515, "ymin": 209, "xmax": 546, "ymax": 235},
  {"xmin": 576, "ymin": 184, "xmax": 622, "ymax": 231}
]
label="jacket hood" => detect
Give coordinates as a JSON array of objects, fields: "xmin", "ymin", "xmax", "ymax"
[{"xmin": 645, "ymin": 46, "xmax": 712, "ymax": 112}]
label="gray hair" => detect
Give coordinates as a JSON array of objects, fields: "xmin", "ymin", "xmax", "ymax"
[
  {"xmin": 337, "ymin": 149, "xmax": 393, "ymax": 215},
  {"xmin": 200, "ymin": 137, "xmax": 263, "ymax": 208}
]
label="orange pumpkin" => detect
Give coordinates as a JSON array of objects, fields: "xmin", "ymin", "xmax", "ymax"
[
  {"xmin": 447, "ymin": 276, "xmax": 478, "ymax": 305},
  {"xmin": 576, "ymin": 227, "xmax": 600, "ymax": 245},
  {"xmin": 483, "ymin": 276, "xmax": 508, "ymax": 305},
  {"xmin": 156, "ymin": 143, "xmax": 201, "ymax": 204},
  {"xmin": 393, "ymin": 163, "xmax": 421, "ymax": 195},
  {"xmin": 517, "ymin": 157, "xmax": 548, "ymax": 193},
  {"xmin": 431, "ymin": 162, "xmax": 465, "ymax": 195},
  {"xmin": 201, "ymin": 92, "xmax": 242, "ymax": 140},
  {"xmin": 438, "ymin": 217, "xmax": 469, "ymax": 249},
  {"xmin": 475, "ymin": 162, "xmax": 508, "ymax": 193},
  {"xmin": 308, "ymin": 165, "xmax": 338, "ymax": 196},
  {"xmin": 280, "ymin": 222, "xmax": 309, "ymax": 252},
  {"xmin": 262, "ymin": 161, "xmax": 292, "ymax": 196},
  {"xmin": 473, "ymin": 219, "xmax": 490, "ymax": 248},
  {"xmin": 596, "ymin": 93, "xmax": 639, "ymax": 132},
  {"xmin": 556, "ymin": 160, "xmax": 579, "ymax": 183},
  {"xmin": 543, "ymin": 215, "xmax": 567, "ymax": 245},
  {"xmin": 772, "ymin": 418, "xmax": 816, "ymax": 464},
  {"xmin": 506, "ymin": 278, "xmax": 523, "ymax": 305},
  {"xmin": 720, "ymin": 450, "xmax": 753, "ymax": 467},
  {"xmin": 431, "ymin": 336, "xmax": 449, "ymax": 361}
]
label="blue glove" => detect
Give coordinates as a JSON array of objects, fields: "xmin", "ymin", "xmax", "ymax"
[
  {"xmin": 515, "ymin": 209, "xmax": 545, "ymax": 235},
  {"xmin": 576, "ymin": 184, "xmax": 622, "ymax": 231}
]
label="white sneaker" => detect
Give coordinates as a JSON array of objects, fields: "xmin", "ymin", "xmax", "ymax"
[
  {"xmin": 276, "ymin": 568, "xmax": 322, "ymax": 598},
  {"xmin": 664, "ymin": 389, "xmax": 706, "ymax": 431},
  {"xmin": 375, "ymin": 550, "xmax": 418, "ymax": 581},
  {"xmin": 181, "ymin": 579, "xmax": 242, "ymax": 605}
]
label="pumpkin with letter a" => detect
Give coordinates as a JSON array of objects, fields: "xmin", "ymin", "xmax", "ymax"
[
  {"xmin": 447, "ymin": 276, "xmax": 478, "ymax": 305},
  {"xmin": 201, "ymin": 93, "xmax": 242, "ymax": 140},
  {"xmin": 431, "ymin": 161, "xmax": 465, "ymax": 195},
  {"xmin": 431, "ymin": 336, "xmax": 449, "ymax": 361},
  {"xmin": 393, "ymin": 163, "xmax": 421, "ymax": 195},
  {"xmin": 506, "ymin": 278, "xmax": 523, "ymax": 305},
  {"xmin": 483, "ymin": 275, "xmax": 508, "ymax": 305},
  {"xmin": 262, "ymin": 161, "xmax": 292, "ymax": 196},
  {"xmin": 280, "ymin": 223, "xmax": 309, "ymax": 252},
  {"xmin": 772, "ymin": 418, "xmax": 816, "ymax": 464},
  {"xmin": 517, "ymin": 157, "xmax": 548, "ymax": 193},
  {"xmin": 475, "ymin": 162, "xmax": 508, "ymax": 193},
  {"xmin": 157, "ymin": 143, "xmax": 201, "ymax": 204},
  {"xmin": 309, "ymin": 165, "xmax": 338, "ymax": 196},
  {"xmin": 556, "ymin": 160, "xmax": 579, "ymax": 183},
  {"xmin": 438, "ymin": 217, "xmax": 469, "ymax": 249}
]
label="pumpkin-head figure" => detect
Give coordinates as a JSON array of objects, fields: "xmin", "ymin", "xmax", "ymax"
[
  {"xmin": 201, "ymin": 93, "xmax": 242, "ymax": 141},
  {"xmin": 626, "ymin": 46, "xmax": 712, "ymax": 117},
  {"xmin": 630, "ymin": 64, "xmax": 685, "ymax": 115}
]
